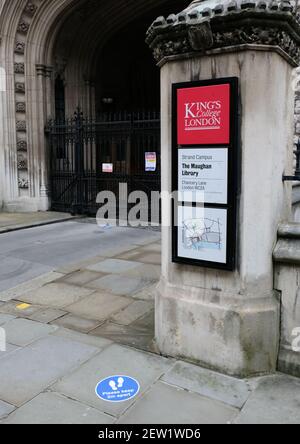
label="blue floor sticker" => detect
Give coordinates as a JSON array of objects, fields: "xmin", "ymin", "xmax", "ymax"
[{"xmin": 95, "ymin": 375, "xmax": 140, "ymax": 403}]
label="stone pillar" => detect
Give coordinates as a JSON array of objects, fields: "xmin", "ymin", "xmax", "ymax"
[{"xmin": 147, "ymin": 0, "xmax": 300, "ymax": 377}]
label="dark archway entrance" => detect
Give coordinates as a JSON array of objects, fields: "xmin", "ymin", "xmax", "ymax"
[{"xmin": 47, "ymin": 1, "xmax": 184, "ymax": 217}]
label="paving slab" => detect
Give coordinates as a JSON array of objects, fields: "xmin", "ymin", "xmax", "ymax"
[
  {"xmin": 131, "ymin": 284, "xmax": 157, "ymax": 301},
  {"xmin": 54, "ymin": 256, "xmax": 105, "ymax": 275},
  {"xmin": 161, "ymin": 361, "xmax": 251, "ymax": 409},
  {"xmin": 66, "ymin": 292, "xmax": 132, "ymax": 321},
  {"xmin": 19, "ymin": 283, "xmax": 94, "ymax": 308},
  {"xmin": 28, "ymin": 308, "xmax": 67, "ymax": 324},
  {"xmin": 111, "ymin": 301, "xmax": 154, "ymax": 325},
  {"xmin": 52, "ymin": 314, "xmax": 103, "ymax": 334},
  {"xmin": 0, "ymin": 300, "xmax": 42, "ymax": 318},
  {"xmin": 0, "ymin": 400, "xmax": 15, "ymax": 419},
  {"xmin": 99, "ymin": 244, "xmax": 140, "ymax": 258},
  {"xmin": 0, "ymin": 211, "xmax": 76, "ymax": 233},
  {"xmin": 118, "ymin": 381, "xmax": 238, "ymax": 425},
  {"xmin": 53, "ymin": 343, "xmax": 173, "ymax": 416},
  {"xmin": 139, "ymin": 243, "xmax": 161, "ymax": 253},
  {"xmin": 0, "ymin": 272, "xmax": 64, "ymax": 303},
  {"xmin": 0, "ymin": 314, "xmax": 16, "ymax": 325},
  {"xmin": 52, "ymin": 327, "xmax": 112, "ymax": 349},
  {"xmin": 87, "ymin": 274, "xmax": 154, "ymax": 296},
  {"xmin": 2, "ymin": 392, "xmax": 113, "ymax": 425},
  {"xmin": 117, "ymin": 250, "xmax": 161, "ymax": 265},
  {"xmin": 234, "ymin": 374, "xmax": 300, "ymax": 424},
  {"xmin": 0, "ymin": 256, "xmax": 52, "ymax": 293},
  {"xmin": 0, "ymin": 344, "xmax": 20, "ymax": 360},
  {"xmin": 129, "ymin": 234, "xmax": 161, "ymax": 246},
  {"xmin": 91, "ymin": 321, "xmax": 155, "ymax": 353},
  {"xmin": 3, "ymin": 318, "xmax": 58, "ymax": 347},
  {"xmin": 86, "ymin": 259, "xmax": 142, "ymax": 274},
  {"xmin": 0, "ymin": 335, "xmax": 99, "ymax": 406},
  {"xmin": 57, "ymin": 270, "xmax": 105, "ymax": 286},
  {"xmin": 119, "ymin": 263, "xmax": 161, "ymax": 281}
]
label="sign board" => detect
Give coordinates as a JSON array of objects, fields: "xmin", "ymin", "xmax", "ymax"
[
  {"xmin": 95, "ymin": 375, "xmax": 140, "ymax": 403},
  {"xmin": 172, "ymin": 77, "xmax": 239, "ymax": 271},
  {"xmin": 178, "ymin": 148, "xmax": 228, "ymax": 204},
  {"xmin": 102, "ymin": 163, "xmax": 113, "ymax": 173},
  {"xmin": 145, "ymin": 152, "xmax": 157, "ymax": 172}
]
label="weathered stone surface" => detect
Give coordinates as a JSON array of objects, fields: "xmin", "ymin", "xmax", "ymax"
[
  {"xmin": 273, "ymin": 238, "xmax": 300, "ymax": 265},
  {"xmin": 20, "ymin": 283, "xmax": 94, "ymax": 308},
  {"xmin": 66, "ymin": 292, "xmax": 131, "ymax": 320},
  {"xmin": 86, "ymin": 259, "xmax": 141, "ymax": 274},
  {"xmin": 4, "ymin": 318, "xmax": 57, "ymax": 346},
  {"xmin": 118, "ymin": 381, "xmax": 238, "ymax": 424},
  {"xmin": 146, "ymin": 0, "xmax": 300, "ymax": 65},
  {"xmin": 119, "ymin": 264, "xmax": 161, "ymax": 281},
  {"xmin": 52, "ymin": 314, "xmax": 103, "ymax": 334},
  {"xmin": 0, "ymin": 400, "xmax": 15, "ymax": 419},
  {"xmin": 111, "ymin": 300, "xmax": 153, "ymax": 325},
  {"xmin": 2, "ymin": 392, "xmax": 113, "ymax": 424},
  {"xmin": 0, "ymin": 272, "xmax": 63, "ymax": 303},
  {"xmin": 57, "ymin": 270, "xmax": 104, "ymax": 286},
  {"xmin": 53, "ymin": 343, "xmax": 173, "ymax": 416},
  {"xmin": 0, "ymin": 257, "xmax": 52, "ymax": 295},
  {"xmin": 28, "ymin": 308, "xmax": 67, "ymax": 323},
  {"xmin": 52, "ymin": 327, "xmax": 112, "ymax": 349},
  {"xmin": 0, "ymin": 300, "xmax": 42, "ymax": 318},
  {"xmin": 234, "ymin": 375, "xmax": 300, "ymax": 424},
  {"xmin": 161, "ymin": 361, "xmax": 251, "ymax": 409},
  {"xmin": 87, "ymin": 275, "xmax": 154, "ymax": 296},
  {"xmin": 0, "ymin": 344, "xmax": 20, "ymax": 361},
  {"xmin": 117, "ymin": 250, "xmax": 161, "ymax": 265},
  {"xmin": 0, "ymin": 336, "xmax": 99, "ymax": 406},
  {"xmin": 91, "ymin": 321, "xmax": 155, "ymax": 352},
  {"xmin": 0, "ymin": 314, "xmax": 16, "ymax": 325}
]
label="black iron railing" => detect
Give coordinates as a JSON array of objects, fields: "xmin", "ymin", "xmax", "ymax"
[{"xmin": 45, "ymin": 109, "xmax": 161, "ymax": 216}]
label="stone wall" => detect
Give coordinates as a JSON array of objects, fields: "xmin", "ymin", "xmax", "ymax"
[{"xmin": 274, "ymin": 223, "xmax": 300, "ymax": 378}]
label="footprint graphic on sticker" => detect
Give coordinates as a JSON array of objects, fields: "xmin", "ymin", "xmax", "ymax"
[
  {"xmin": 117, "ymin": 377, "xmax": 124, "ymax": 388},
  {"xmin": 109, "ymin": 380, "xmax": 118, "ymax": 391}
]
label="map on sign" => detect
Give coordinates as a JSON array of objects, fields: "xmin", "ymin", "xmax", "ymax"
[
  {"xmin": 177, "ymin": 206, "xmax": 227, "ymax": 264},
  {"xmin": 182, "ymin": 218, "xmax": 222, "ymax": 251}
]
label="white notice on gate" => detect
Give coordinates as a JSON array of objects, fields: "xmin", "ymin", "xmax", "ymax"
[{"xmin": 178, "ymin": 148, "xmax": 228, "ymax": 204}]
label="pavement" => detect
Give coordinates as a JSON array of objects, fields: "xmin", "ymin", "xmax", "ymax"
[
  {"xmin": 0, "ymin": 218, "xmax": 299, "ymax": 424},
  {"xmin": 0, "ymin": 211, "xmax": 77, "ymax": 234}
]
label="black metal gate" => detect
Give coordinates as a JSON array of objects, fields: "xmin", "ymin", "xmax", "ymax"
[{"xmin": 46, "ymin": 110, "xmax": 161, "ymax": 218}]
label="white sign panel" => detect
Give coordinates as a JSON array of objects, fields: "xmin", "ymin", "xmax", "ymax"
[
  {"xmin": 102, "ymin": 163, "xmax": 113, "ymax": 173},
  {"xmin": 145, "ymin": 152, "xmax": 157, "ymax": 172},
  {"xmin": 178, "ymin": 148, "xmax": 228, "ymax": 204},
  {"xmin": 177, "ymin": 205, "xmax": 227, "ymax": 264}
]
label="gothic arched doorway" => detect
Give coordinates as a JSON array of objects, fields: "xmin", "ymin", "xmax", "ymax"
[{"xmin": 46, "ymin": 0, "xmax": 184, "ymax": 216}]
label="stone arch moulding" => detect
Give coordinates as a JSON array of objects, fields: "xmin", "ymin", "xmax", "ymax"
[{"xmin": 1, "ymin": 0, "xmax": 184, "ymax": 211}]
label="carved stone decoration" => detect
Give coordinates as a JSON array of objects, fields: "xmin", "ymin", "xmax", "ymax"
[
  {"xmin": 146, "ymin": 0, "xmax": 300, "ymax": 65},
  {"xmin": 17, "ymin": 153, "xmax": 27, "ymax": 170},
  {"xmin": 14, "ymin": 63, "xmax": 25, "ymax": 74},
  {"xmin": 18, "ymin": 177, "xmax": 29, "ymax": 189},
  {"xmin": 16, "ymin": 121, "xmax": 26, "ymax": 132},
  {"xmin": 188, "ymin": 21, "xmax": 214, "ymax": 51},
  {"xmin": 14, "ymin": 1, "xmax": 40, "ymax": 192},
  {"xmin": 17, "ymin": 140, "xmax": 27, "ymax": 151},
  {"xmin": 15, "ymin": 83, "xmax": 25, "ymax": 93},
  {"xmin": 15, "ymin": 41, "xmax": 25, "ymax": 54},
  {"xmin": 17, "ymin": 20, "xmax": 30, "ymax": 34},
  {"xmin": 24, "ymin": 2, "xmax": 38, "ymax": 16},
  {"xmin": 16, "ymin": 102, "xmax": 26, "ymax": 112}
]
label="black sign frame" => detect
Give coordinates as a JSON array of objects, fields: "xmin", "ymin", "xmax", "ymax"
[{"xmin": 172, "ymin": 77, "xmax": 239, "ymax": 271}]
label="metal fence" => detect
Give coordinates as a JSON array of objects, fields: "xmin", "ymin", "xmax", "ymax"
[{"xmin": 46, "ymin": 109, "xmax": 161, "ymax": 218}]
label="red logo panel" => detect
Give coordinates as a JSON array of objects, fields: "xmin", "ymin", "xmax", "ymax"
[{"xmin": 177, "ymin": 84, "xmax": 230, "ymax": 145}]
